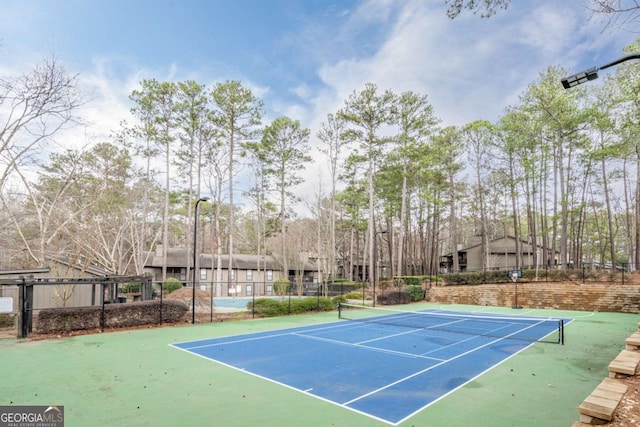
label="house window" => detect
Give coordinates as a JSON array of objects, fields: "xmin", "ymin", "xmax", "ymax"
[
  {"xmin": 166, "ymin": 267, "xmax": 186, "ymax": 282},
  {"xmin": 247, "ymin": 284, "xmax": 253, "ymax": 296},
  {"xmin": 230, "ymin": 269, "xmax": 236, "ymax": 280},
  {"xmin": 246, "ymin": 269, "xmax": 253, "ymax": 280},
  {"xmin": 266, "ymin": 285, "xmax": 273, "ymax": 296},
  {"xmin": 200, "ymin": 268, "xmax": 207, "ymax": 280},
  {"xmin": 266, "ymin": 270, "xmax": 273, "ymax": 281}
]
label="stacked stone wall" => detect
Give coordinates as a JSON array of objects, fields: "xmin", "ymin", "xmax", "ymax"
[{"xmin": 430, "ymin": 282, "xmax": 640, "ymax": 313}]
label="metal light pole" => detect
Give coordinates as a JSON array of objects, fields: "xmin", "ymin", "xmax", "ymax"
[
  {"xmin": 373, "ymin": 230, "xmax": 387, "ymax": 307},
  {"xmin": 561, "ymin": 54, "xmax": 640, "ymax": 89},
  {"xmin": 510, "ymin": 269, "xmax": 522, "ymax": 309},
  {"xmin": 192, "ymin": 196, "xmax": 210, "ymax": 324}
]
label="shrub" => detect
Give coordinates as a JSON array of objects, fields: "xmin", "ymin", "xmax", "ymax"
[
  {"xmin": 443, "ymin": 271, "xmax": 520, "ymax": 286},
  {"xmin": 394, "ymin": 275, "xmax": 441, "ymax": 287},
  {"xmin": 121, "ymin": 282, "xmax": 141, "ymax": 293},
  {"xmin": 295, "ymin": 297, "xmax": 335, "ymax": 312},
  {"xmin": 35, "ymin": 300, "xmax": 188, "ymax": 334},
  {"xmin": 377, "ymin": 290, "xmax": 411, "ymax": 305},
  {"xmin": 544, "ymin": 269, "xmax": 571, "ymax": 282},
  {"xmin": 343, "ymin": 291, "xmax": 363, "ymax": 299},
  {"xmin": 247, "ymin": 297, "xmax": 337, "ymax": 317},
  {"xmin": 441, "ymin": 268, "xmax": 610, "ymax": 286},
  {"xmin": 163, "ymin": 278, "xmax": 182, "ymax": 294},
  {"xmin": 394, "ymin": 276, "xmax": 418, "ymax": 287},
  {"xmin": 316, "ymin": 297, "xmax": 337, "ymax": 311},
  {"xmin": 405, "ymin": 285, "xmax": 424, "ymax": 302},
  {"xmin": 443, "ymin": 273, "xmax": 469, "ymax": 285},
  {"xmin": 324, "ymin": 281, "xmax": 360, "ymax": 294},
  {"xmin": 377, "ymin": 280, "xmax": 394, "ymax": 291},
  {"xmin": 288, "ymin": 298, "xmax": 317, "ymax": 314},
  {"xmin": 0, "ymin": 313, "xmax": 13, "ymax": 328},
  {"xmin": 332, "ymin": 295, "xmax": 347, "ymax": 305},
  {"xmin": 605, "ymin": 271, "xmax": 618, "ymax": 282},
  {"xmin": 273, "ymin": 279, "xmax": 291, "ymax": 297},
  {"xmin": 248, "ymin": 298, "xmax": 286, "ymax": 317}
]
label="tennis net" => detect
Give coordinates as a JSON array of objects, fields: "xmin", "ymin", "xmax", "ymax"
[{"xmin": 338, "ymin": 303, "xmax": 565, "ymax": 344}]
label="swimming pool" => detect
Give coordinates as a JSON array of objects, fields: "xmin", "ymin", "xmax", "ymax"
[{"xmin": 214, "ymin": 296, "xmax": 285, "ymax": 308}]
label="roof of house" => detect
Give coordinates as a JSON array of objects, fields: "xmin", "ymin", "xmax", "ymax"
[
  {"xmin": 0, "ymin": 254, "xmax": 113, "ymax": 280},
  {"xmin": 0, "ymin": 267, "xmax": 51, "ymax": 276},
  {"xmin": 46, "ymin": 255, "xmax": 113, "ymax": 276},
  {"xmin": 443, "ymin": 236, "xmax": 559, "ymax": 256},
  {"xmin": 0, "ymin": 268, "xmax": 52, "ymax": 283},
  {"xmin": 144, "ymin": 248, "xmax": 284, "ymax": 270}
]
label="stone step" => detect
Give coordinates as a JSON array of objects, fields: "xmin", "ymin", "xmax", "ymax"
[
  {"xmin": 608, "ymin": 349, "xmax": 640, "ymax": 378},
  {"xmin": 577, "ymin": 377, "xmax": 628, "ymax": 423},
  {"xmin": 627, "ymin": 331, "xmax": 640, "ymax": 351}
]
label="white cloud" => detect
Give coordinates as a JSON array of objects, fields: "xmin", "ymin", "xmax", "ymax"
[
  {"xmin": 1, "ymin": 0, "xmax": 633, "ymax": 216},
  {"xmin": 310, "ymin": 1, "xmax": 628, "ymax": 129},
  {"xmin": 287, "ymin": 0, "xmax": 632, "ymax": 213}
]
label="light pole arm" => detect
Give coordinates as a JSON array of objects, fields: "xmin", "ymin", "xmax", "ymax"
[
  {"xmin": 598, "ymin": 53, "xmax": 640, "ymax": 71},
  {"xmin": 562, "ymin": 53, "xmax": 640, "ymax": 89}
]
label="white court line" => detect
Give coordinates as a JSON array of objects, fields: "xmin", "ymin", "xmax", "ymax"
[
  {"xmin": 291, "ymin": 331, "xmax": 446, "ymax": 362},
  {"xmin": 342, "ymin": 318, "xmax": 548, "ymax": 406},
  {"xmin": 179, "ymin": 320, "xmax": 371, "ymax": 350},
  {"xmin": 169, "ymin": 343, "xmax": 395, "ymax": 425},
  {"xmin": 354, "ymin": 318, "xmax": 467, "ymax": 345},
  {"xmin": 172, "ymin": 313, "xmax": 559, "ymax": 426}
]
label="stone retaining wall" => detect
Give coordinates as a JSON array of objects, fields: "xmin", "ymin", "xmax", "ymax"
[{"xmin": 429, "ymin": 282, "xmax": 640, "ymax": 313}]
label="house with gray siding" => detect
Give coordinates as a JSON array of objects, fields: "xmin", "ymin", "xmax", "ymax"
[
  {"xmin": 440, "ymin": 236, "xmax": 557, "ymax": 273},
  {"xmin": 142, "ymin": 246, "xmax": 319, "ymax": 297}
]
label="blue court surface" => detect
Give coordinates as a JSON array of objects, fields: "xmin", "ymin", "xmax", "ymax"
[{"xmin": 172, "ymin": 306, "xmax": 569, "ymax": 425}]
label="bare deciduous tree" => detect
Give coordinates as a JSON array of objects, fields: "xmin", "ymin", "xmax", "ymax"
[
  {"xmin": 0, "ymin": 56, "xmax": 83, "ymax": 192},
  {"xmin": 587, "ymin": 1, "xmax": 640, "ymax": 32}
]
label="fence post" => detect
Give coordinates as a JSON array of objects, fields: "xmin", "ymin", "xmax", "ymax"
[
  {"xmin": 100, "ymin": 282, "xmax": 106, "ymax": 333},
  {"xmin": 252, "ymin": 285, "xmax": 256, "ymax": 319},
  {"xmin": 159, "ymin": 281, "xmax": 163, "ymax": 325},
  {"xmin": 18, "ymin": 278, "xmax": 28, "ymax": 338}
]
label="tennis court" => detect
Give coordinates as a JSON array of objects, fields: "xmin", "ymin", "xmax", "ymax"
[
  {"xmin": 0, "ymin": 303, "xmax": 637, "ymax": 427},
  {"xmin": 172, "ymin": 305, "xmax": 569, "ymax": 425}
]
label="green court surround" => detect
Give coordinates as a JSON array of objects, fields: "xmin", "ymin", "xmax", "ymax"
[{"xmin": 0, "ymin": 303, "xmax": 637, "ymax": 427}]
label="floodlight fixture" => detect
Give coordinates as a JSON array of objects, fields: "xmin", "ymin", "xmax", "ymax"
[
  {"xmin": 561, "ymin": 54, "xmax": 640, "ymax": 89},
  {"xmin": 561, "ymin": 67, "xmax": 599, "ymax": 89}
]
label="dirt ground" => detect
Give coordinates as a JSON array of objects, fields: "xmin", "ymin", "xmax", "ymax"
[
  {"xmin": 163, "ymin": 287, "xmax": 219, "ymax": 311},
  {"xmin": 608, "ymin": 375, "xmax": 640, "ymax": 426}
]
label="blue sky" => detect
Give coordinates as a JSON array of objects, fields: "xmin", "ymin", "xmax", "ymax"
[{"xmin": 0, "ymin": 0, "xmax": 633, "ymax": 208}]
